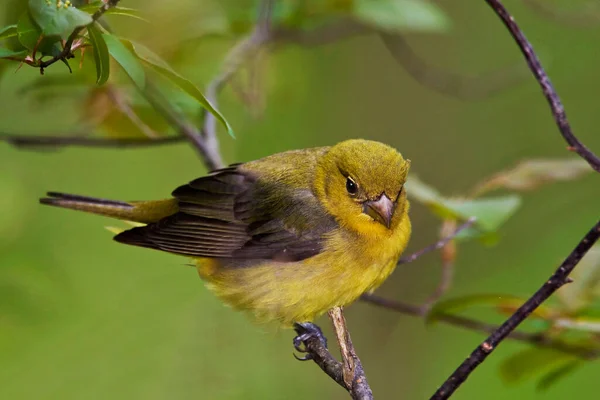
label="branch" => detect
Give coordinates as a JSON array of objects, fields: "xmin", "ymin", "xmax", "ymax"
[
  {"xmin": 398, "ymin": 217, "xmax": 476, "ymax": 264},
  {"xmin": 328, "ymin": 307, "xmax": 373, "ymax": 400},
  {"xmin": 361, "ymin": 294, "xmax": 599, "ymax": 360},
  {"xmin": 485, "ymin": 0, "xmax": 600, "ymax": 173},
  {"xmin": 38, "ymin": 0, "xmax": 121, "ymax": 74},
  {"xmin": 0, "ymin": 132, "xmax": 186, "ymax": 149},
  {"xmin": 430, "ymin": 219, "xmax": 600, "ymax": 399},
  {"xmin": 379, "ymin": 33, "xmax": 528, "ymax": 101}
]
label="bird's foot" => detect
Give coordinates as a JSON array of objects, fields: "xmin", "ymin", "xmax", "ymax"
[{"xmin": 293, "ymin": 322, "xmax": 328, "ymax": 361}]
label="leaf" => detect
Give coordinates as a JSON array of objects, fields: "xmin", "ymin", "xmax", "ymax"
[
  {"xmin": 353, "ymin": 0, "xmax": 450, "ymax": 33},
  {"xmin": 79, "ymin": 4, "xmax": 148, "ymax": 22},
  {"xmin": 16, "ymin": 11, "xmax": 62, "ymax": 57},
  {"xmin": 0, "ymin": 48, "xmax": 28, "ymax": 58},
  {"xmin": 473, "ymin": 158, "xmax": 592, "ymax": 196},
  {"xmin": 0, "ymin": 25, "xmax": 18, "ymax": 40},
  {"xmin": 557, "ymin": 245, "xmax": 600, "ymax": 312},
  {"xmin": 441, "ymin": 195, "xmax": 522, "ymax": 232},
  {"xmin": 28, "ymin": 0, "xmax": 92, "ymax": 40},
  {"xmin": 406, "ymin": 176, "xmax": 521, "ymax": 240},
  {"xmin": 120, "ymin": 38, "xmax": 235, "ymax": 138},
  {"xmin": 102, "ymin": 34, "xmax": 145, "ymax": 88},
  {"xmin": 553, "ymin": 316, "xmax": 600, "ymax": 333},
  {"xmin": 499, "ymin": 348, "xmax": 578, "ymax": 385},
  {"xmin": 427, "ymin": 294, "xmax": 556, "ymax": 325},
  {"xmin": 87, "ymin": 23, "xmax": 109, "ymax": 85}
]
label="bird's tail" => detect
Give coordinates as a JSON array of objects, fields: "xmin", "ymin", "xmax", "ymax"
[{"xmin": 39, "ymin": 192, "xmax": 178, "ymax": 224}]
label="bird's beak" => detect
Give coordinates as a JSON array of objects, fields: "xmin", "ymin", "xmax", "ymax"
[{"xmin": 363, "ymin": 194, "xmax": 395, "ymax": 229}]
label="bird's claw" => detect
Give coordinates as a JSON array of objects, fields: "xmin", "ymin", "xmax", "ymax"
[{"xmin": 292, "ymin": 322, "xmax": 328, "ymax": 361}]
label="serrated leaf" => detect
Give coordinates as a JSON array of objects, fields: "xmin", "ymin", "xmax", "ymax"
[
  {"xmin": 0, "ymin": 47, "xmax": 28, "ymax": 58},
  {"xmin": 473, "ymin": 158, "xmax": 592, "ymax": 196},
  {"xmin": 427, "ymin": 294, "xmax": 556, "ymax": 325},
  {"xmin": 28, "ymin": 0, "xmax": 92, "ymax": 39},
  {"xmin": 557, "ymin": 245, "xmax": 600, "ymax": 312},
  {"xmin": 0, "ymin": 25, "xmax": 18, "ymax": 40},
  {"xmin": 103, "ymin": 34, "xmax": 145, "ymax": 88},
  {"xmin": 353, "ymin": 0, "xmax": 450, "ymax": 33},
  {"xmin": 87, "ymin": 23, "xmax": 109, "ymax": 85},
  {"xmin": 120, "ymin": 38, "xmax": 235, "ymax": 138},
  {"xmin": 499, "ymin": 348, "xmax": 578, "ymax": 385},
  {"xmin": 536, "ymin": 360, "xmax": 582, "ymax": 391}
]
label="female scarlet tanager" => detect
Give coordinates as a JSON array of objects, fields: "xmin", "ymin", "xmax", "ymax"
[{"xmin": 41, "ymin": 139, "xmax": 411, "ymax": 328}]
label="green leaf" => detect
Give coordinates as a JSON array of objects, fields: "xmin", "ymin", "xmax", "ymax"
[
  {"xmin": 28, "ymin": 0, "xmax": 93, "ymax": 39},
  {"xmin": 0, "ymin": 25, "xmax": 18, "ymax": 40},
  {"xmin": 405, "ymin": 175, "xmax": 442, "ymax": 204},
  {"xmin": 0, "ymin": 47, "xmax": 28, "ymax": 58},
  {"xmin": 79, "ymin": 4, "xmax": 148, "ymax": 22},
  {"xmin": 353, "ymin": 0, "xmax": 450, "ymax": 33},
  {"xmin": 557, "ymin": 245, "xmax": 600, "ymax": 312},
  {"xmin": 87, "ymin": 23, "xmax": 109, "ymax": 85},
  {"xmin": 16, "ymin": 11, "xmax": 62, "ymax": 56},
  {"xmin": 102, "ymin": 34, "xmax": 145, "ymax": 88},
  {"xmin": 17, "ymin": 12, "xmax": 41, "ymax": 50},
  {"xmin": 499, "ymin": 348, "xmax": 578, "ymax": 385},
  {"xmin": 427, "ymin": 294, "xmax": 556, "ymax": 325},
  {"xmin": 441, "ymin": 195, "xmax": 522, "ymax": 232},
  {"xmin": 472, "ymin": 158, "xmax": 592, "ymax": 196},
  {"xmin": 121, "ymin": 38, "xmax": 235, "ymax": 138}
]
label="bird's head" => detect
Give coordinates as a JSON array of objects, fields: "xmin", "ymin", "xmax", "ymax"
[{"xmin": 314, "ymin": 139, "xmax": 410, "ymax": 236}]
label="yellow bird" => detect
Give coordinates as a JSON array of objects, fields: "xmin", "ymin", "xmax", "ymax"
[{"xmin": 41, "ymin": 139, "xmax": 411, "ymax": 328}]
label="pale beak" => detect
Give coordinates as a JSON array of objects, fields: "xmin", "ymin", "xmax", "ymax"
[{"xmin": 363, "ymin": 194, "xmax": 395, "ymax": 229}]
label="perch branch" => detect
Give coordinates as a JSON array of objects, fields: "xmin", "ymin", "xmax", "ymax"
[{"xmin": 0, "ymin": 132, "xmax": 185, "ymax": 149}]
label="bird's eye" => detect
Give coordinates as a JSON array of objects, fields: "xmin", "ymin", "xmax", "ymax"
[{"xmin": 346, "ymin": 177, "xmax": 358, "ymax": 195}]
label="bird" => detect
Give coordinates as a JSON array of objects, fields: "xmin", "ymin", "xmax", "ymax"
[{"xmin": 40, "ymin": 139, "xmax": 412, "ymax": 332}]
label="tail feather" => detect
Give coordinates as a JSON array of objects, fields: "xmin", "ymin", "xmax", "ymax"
[{"xmin": 40, "ymin": 192, "xmax": 178, "ymax": 224}]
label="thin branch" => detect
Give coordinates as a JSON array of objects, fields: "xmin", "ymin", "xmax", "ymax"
[
  {"xmin": 361, "ymin": 294, "xmax": 599, "ymax": 360},
  {"xmin": 485, "ymin": 0, "xmax": 600, "ymax": 173},
  {"xmin": 38, "ymin": 0, "xmax": 121, "ymax": 74},
  {"xmin": 0, "ymin": 132, "xmax": 186, "ymax": 149},
  {"xmin": 106, "ymin": 86, "xmax": 158, "ymax": 139},
  {"xmin": 419, "ymin": 219, "xmax": 458, "ymax": 314},
  {"xmin": 398, "ymin": 217, "xmax": 476, "ymax": 264},
  {"xmin": 328, "ymin": 307, "xmax": 373, "ymax": 400},
  {"xmin": 380, "ymin": 33, "xmax": 528, "ymax": 101},
  {"xmin": 430, "ymin": 219, "xmax": 600, "ymax": 399},
  {"xmin": 523, "ymin": 0, "xmax": 600, "ymax": 28},
  {"xmin": 202, "ymin": 0, "xmax": 274, "ymax": 164}
]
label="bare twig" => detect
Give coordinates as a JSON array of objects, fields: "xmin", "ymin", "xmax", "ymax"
[
  {"xmin": 485, "ymin": 0, "xmax": 600, "ymax": 173},
  {"xmin": 398, "ymin": 217, "xmax": 476, "ymax": 264},
  {"xmin": 328, "ymin": 307, "xmax": 373, "ymax": 400},
  {"xmin": 523, "ymin": 0, "xmax": 600, "ymax": 28},
  {"xmin": 106, "ymin": 86, "xmax": 158, "ymax": 139},
  {"xmin": 361, "ymin": 294, "xmax": 599, "ymax": 360},
  {"xmin": 380, "ymin": 33, "xmax": 528, "ymax": 101},
  {"xmin": 419, "ymin": 219, "xmax": 458, "ymax": 314},
  {"xmin": 38, "ymin": 0, "xmax": 121, "ymax": 74},
  {"xmin": 202, "ymin": 0, "xmax": 274, "ymax": 163},
  {"xmin": 0, "ymin": 132, "xmax": 185, "ymax": 149},
  {"xmin": 431, "ymin": 219, "xmax": 600, "ymax": 399}
]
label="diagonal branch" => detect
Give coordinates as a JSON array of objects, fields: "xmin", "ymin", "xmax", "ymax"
[
  {"xmin": 486, "ymin": 0, "xmax": 600, "ymax": 173},
  {"xmin": 430, "ymin": 219, "xmax": 600, "ymax": 399}
]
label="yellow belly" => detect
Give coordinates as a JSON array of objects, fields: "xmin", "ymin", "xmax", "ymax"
[{"xmin": 196, "ymin": 215, "xmax": 411, "ymax": 327}]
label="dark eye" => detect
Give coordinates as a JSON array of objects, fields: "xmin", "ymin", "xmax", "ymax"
[{"xmin": 346, "ymin": 177, "xmax": 358, "ymax": 195}]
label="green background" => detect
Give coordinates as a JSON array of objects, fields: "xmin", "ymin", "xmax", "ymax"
[{"xmin": 1, "ymin": 1, "xmax": 599, "ymax": 399}]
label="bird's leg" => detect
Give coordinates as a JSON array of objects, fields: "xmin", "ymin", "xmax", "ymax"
[{"xmin": 293, "ymin": 322, "xmax": 328, "ymax": 361}]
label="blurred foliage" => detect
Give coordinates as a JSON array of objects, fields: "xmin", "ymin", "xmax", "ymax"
[{"xmin": 1, "ymin": 0, "xmax": 600, "ymax": 399}]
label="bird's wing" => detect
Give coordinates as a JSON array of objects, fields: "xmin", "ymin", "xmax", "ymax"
[{"xmin": 114, "ymin": 162, "xmax": 337, "ymax": 262}]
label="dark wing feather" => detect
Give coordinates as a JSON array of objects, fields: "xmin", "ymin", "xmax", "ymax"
[{"xmin": 114, "ymin": 164, "xmax": 337, "ymax": 262}]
